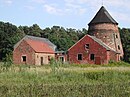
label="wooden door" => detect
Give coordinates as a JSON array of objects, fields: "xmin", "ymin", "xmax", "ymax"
[{"xmin": 95, "ymin": 57, "xmax": 101, "ymax": 65}]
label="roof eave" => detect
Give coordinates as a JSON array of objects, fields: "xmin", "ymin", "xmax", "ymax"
[{"xmin": 88, "ymin": 22, "xmax": 118, "ymax": 26}]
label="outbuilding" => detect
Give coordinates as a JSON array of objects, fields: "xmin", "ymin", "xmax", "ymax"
[{"xmin": 13, "ymin": 35, "xmax": 56, "ymax": 65}]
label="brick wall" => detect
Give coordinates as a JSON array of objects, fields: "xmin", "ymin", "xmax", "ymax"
[
  {"xmin": 13, "ymin": 40, "xmax": 35, "ymax": 65},
  {"xmin": 35, "ymin": 53, "xmax": 55, "ymax": 65},
  {"xmin": 68, "ymin": 35, "xmax": 109, "ymax": 64},
  {"xmin": 88, "ymin": 23, "xmax": 119, "ymax": 32},
  {"xmin": 88, "ymin": 23, "xmax": 124, "ymax": 58}
]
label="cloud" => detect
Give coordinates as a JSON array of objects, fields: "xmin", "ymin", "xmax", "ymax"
[
  {"xmin": 28, "ymin": 0, "xmax": 130, "ymax": 20},
  {"xmin": 5, "ymin": 0, "xmax": 12, "ymax": 5},
  {"xmin": 65, "ymin": 4, "xmax": 87, "ymax": 15},
  {"xmin": 64, "ymin": 0, "xmax": 88, "ymax": 15},
  {"xmin": 44, "ymin": 4, "xmax": 63, "ymax": 15},
  {"xmin": 63, "ymin": 0, "xmax": 130, "ymax": 27},
  {"xmin": 43, "ymin": 3, "xmax": 87, "ymax": 16},
  {"xmin": 0, "ymin": 0, "xmax": 13, "ymax": 6},
  {"xmin": 112, "ymin": 11, "xmax": 130, "ymax": 23},
  {"xmin": 64, "ymin": 0, "xmax": 130, "ymax": 11}
]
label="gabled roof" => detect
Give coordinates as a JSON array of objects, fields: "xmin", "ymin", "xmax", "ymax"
[
  {"xmin": 14, "ymin": 35, "xmax": 56, "ymax": 51},
  {"xmin": 88, "ymin": 6, "xmax": 118, "ymax": 25},
  {"xmin": 87, "ymin": 35, "xmax": 118, "ymax": 53},
  {"xmin": 25, "ymin": 39, "xmax": 54, "ymax": 53},
  {"xmin": 68, "ymin": 34, "xmax": 119, "ymax": 53}
]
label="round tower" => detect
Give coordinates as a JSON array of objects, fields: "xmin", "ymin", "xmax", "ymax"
[{"xmin": 88, "ymin": 6, "xmax": 123, "ymax": 58}]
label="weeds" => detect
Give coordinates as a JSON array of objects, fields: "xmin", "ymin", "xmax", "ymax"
[{"xmin": 0, "ymin": 62, "xmax": 130, "ymax": 96}]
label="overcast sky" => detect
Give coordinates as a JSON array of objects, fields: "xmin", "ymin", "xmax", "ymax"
[{"xmin": 0, "ymin": 0, "xmax": 130, "ymax": 29}]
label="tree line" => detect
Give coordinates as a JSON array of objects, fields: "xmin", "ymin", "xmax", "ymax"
[{"xmin": 0, "ymin": 21, "xmax": 130, "ymax": 63}]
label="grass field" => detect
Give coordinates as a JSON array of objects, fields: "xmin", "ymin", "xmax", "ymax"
[{"xmin": 0, "ymin": 62, "xmax": 130, "ymax": 97}]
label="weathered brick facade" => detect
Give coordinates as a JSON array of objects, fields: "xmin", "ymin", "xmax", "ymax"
[
  {"xmin": 13, "ymin": 40, "xmax": 35, "ymax": 65},
  {"xmin": 13, "ymin": 35, "xmax": 56, "ymax": 65},
  {"xmin": 88, "ymin": 23, "xmax": 123, "ymax": 58},
  {"xmin": 68, "ymin": 35, "xmax": 119, "ymax": 64}
]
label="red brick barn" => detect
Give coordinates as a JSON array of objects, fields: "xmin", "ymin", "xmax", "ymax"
[
  {"xmin": 13, "ymin": 35, "xmax": 56, "ymax": 65},
  {"xmin": 68, "ymin": 35, "xmax": 119, "ymax": 64}
]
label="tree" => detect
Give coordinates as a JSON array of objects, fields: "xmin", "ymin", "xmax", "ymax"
[
  {"xmin": 120, "ymin": 28, "xmax": 130, "ymax": 63},
  {"xmin": 0, "ymin": 22, "xmax": 24, "ymax": 60}
]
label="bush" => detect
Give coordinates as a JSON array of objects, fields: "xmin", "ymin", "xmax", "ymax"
[{"xmin": 107, "ymin": 61, "xmax": 130, "ymax": 67}]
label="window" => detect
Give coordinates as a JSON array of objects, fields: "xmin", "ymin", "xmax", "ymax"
[
  {"xmin": 116, "ymin": 35, "xmax": 118, "ymax": 38},
  {"xmin": 118, "ymin": 45, "xmax": 120, "ymax": 50},
  {"xmin": 22, "ymin": 56, "xmax": 26, "ymax": 62},
  {"xmin": 90, "ymin": 54, "xmax": 95, "ymax": 60},
  {"xmin": 78, "ymin": 54, "xmax": 82, "ymax": 60},
  {"xmin": 59, "ymin": 56, "xmax": 64, "ymax": 62},
  {"xmin": 85, "ymin": 44, "xmax": 89, "ymax": 49}
]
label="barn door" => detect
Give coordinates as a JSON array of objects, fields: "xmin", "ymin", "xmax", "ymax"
[
  {"xmin": 41, "ymin": 57, "xmax": 44, "ymax": 65},
  {"xmin": 95, "ymin": 57, "xmax": 101, "ymax": 65}
]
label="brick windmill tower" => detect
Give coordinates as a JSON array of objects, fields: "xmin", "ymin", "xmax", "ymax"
[{"xmin": 88, "ymin": 6, "xmax": 124, "ymax": 60}]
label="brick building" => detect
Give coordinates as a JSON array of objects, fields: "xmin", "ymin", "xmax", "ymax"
[
  {"xmin": 67, "ymin": 6, "xmax": 123, "ymax": 64},
  {"xmin": 13, "ymin": 6, "xmax": 124, "ymax": 65},
  {"xmin": 13, "ymin": 35, "xmax": 56, "ymax": 65}
]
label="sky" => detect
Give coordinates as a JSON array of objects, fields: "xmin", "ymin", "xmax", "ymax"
[{"xmin": 0, "ymin": 0, "xmax": 130, "ymax": 29}]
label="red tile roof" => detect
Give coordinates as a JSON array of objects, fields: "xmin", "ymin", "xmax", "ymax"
[{"xmin": 26, "ymin": 39, "xmax": 55, "ymax": 53}]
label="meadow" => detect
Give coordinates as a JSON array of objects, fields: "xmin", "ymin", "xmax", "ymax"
[{"xmin": 0, "ymin": 62, "xmax": 130, "ymax": 97}]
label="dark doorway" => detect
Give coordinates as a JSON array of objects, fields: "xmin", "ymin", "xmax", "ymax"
[{"xmin": 41, "ymin": 57, "xmax": 44, "ymax": 65}]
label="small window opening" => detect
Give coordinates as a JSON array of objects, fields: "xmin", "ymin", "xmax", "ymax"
[
  {"xmin": 78, "ymin": 54, "xmax": 82, "ymax": 60},
  {"xmin": 85, "ymin": 44, "xmax": 89, "ymax": 49},
  {"xmin": 90, "ymin": 54, "xmax": 95, "ymax": 60},
  {"xmin": 22, "ymin": 56, "xmax": 26, "ymax": 62},
  {"xmin": 116, "ymin": 35, "xmax": 118, "ymax": 38},
  {"xmin": 118, "ymin": 45, "xmax": 120, "ymax": 50}
]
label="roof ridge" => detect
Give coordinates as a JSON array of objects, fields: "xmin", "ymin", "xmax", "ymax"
[
  {"xmin": 24, "ymin": 35, "xmax": 56, "ymax": 51},
  {"xmin": 14, "ymin": 35, "xmax": 56, "ymax": 51},
  {"xmin": 88, "ymin": 35, "xmax": 117, "ymax": 52}
]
